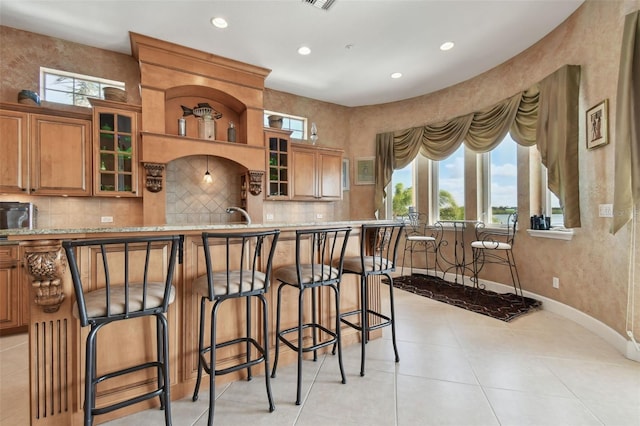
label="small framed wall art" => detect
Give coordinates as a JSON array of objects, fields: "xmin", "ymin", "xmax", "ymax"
[
  {"xmin": 586, "ymin": 99, "xmax": 609, "ymax": 150},
  {"xmin": 355, "ymin": 157, "xmax": 375, "ymax": 185}
]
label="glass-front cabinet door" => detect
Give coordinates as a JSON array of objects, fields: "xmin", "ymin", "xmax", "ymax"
[
  {"xmin": 90, "ymin": 99, "xmax": 140, "ymax": 197},
  {"xmin": 264, "ymin": 129, "xmax": 291, "ymax": 199}
]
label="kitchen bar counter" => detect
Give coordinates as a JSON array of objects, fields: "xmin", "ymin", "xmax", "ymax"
[
  {"xmin": 9, "ymin": 220, "xmax": 390, "ymax": 425},
  {"xmin": 0, "ymin": 220, "xmax": 384, "ymax": 239}
]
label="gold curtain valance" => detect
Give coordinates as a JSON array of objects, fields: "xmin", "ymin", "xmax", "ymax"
[{"xmin": 374, "ymin": 65, "xmax": 581, "ymax": 229}]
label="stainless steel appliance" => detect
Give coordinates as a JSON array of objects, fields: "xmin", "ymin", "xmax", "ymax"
[{"xmin": 0, "ymin": 202, "xmax": 37, "ymax": 230}]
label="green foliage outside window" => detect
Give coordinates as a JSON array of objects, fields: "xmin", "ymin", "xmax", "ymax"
[{"xmin": 392, "ymin": 185, "xmax": 465, "ymax": 220}]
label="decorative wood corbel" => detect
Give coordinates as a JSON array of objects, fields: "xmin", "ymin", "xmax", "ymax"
[
  {"xmin": 22, "ymin": 240, "xmax": 67, "ymax": 313},
  {"xmin": 144, "ymin": 162, "xmax": 165, "ymax": 192},
  {"xmin": 248, "ymin": 170, "xmax": 264, "ymax": 196}
]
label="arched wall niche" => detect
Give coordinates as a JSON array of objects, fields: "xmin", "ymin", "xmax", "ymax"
[{"xmin": 164, "ymin": 85, "xmax": 248, "ymax": 144}]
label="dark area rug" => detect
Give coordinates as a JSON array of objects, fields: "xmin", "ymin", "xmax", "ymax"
[{"xmin": 392, "ymin": 274, "xmax": 542, "ymax": 322}]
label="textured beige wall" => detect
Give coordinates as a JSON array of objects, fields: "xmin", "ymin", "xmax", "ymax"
[
  {"xmin": 345, "ymin": 0, "xmax": 640, "ymax": 337},
  {"xmin": 1, "ymin": 0, "xmax": 639, "ymax": 337}
]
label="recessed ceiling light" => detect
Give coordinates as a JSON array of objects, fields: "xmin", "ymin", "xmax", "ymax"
[
  {"xmin": 440, "ymin": 41, "xmax": 455, "ymax": 51},
  {"xmin": 391, "ymin": 72, "xmax": 403, "ymax": 79},
  {"xmin": 211, "ymin": 17, "xmax": 228, "ymax": 29},
  {"xmin": 298, "ymin": 46, "xmax": 311, "ymax": 55}
]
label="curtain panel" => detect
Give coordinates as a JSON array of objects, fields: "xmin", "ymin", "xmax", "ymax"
[
  {"xmin": 612, "ymin": 10, "xmax": 640, "ymax": 235},
  {"xmin": 374, "ymin": 65, "xmax": 581, "ymax": 228}
]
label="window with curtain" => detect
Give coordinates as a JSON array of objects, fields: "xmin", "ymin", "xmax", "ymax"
[
  {"xmin": 541, "ymin": 165, "xmax": 565, "ymax": 227},
  {"xmin": 481, "ymin": 134, "xmax": 519, "ymax": 225},
  {"xmin": 431, "ymin": 145, "xmax": 465, "ymax": 221},
  {"xmin": 386, "ymin": 161, "xmax": 414, "ymax": 218}
]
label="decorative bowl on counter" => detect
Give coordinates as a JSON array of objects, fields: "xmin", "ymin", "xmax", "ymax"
[{"xmin": 18, "ymin": 90, "xmax": 40, "ymax": 106}]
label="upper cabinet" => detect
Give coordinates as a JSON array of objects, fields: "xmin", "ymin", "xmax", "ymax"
[
  {"xmin": 290, "ymin": 143, "xmax": 343, "ymax": 201},
  {"xmin": 0, "ymin": 104, "xmax": 92, "ymax": 196},
  {"xmin": 265, "ymin": 129, "xmax": 291, "ymax": 199},
  {"xmin": 0, "ymin": 109, "xmax": 29, "ymax": 193},
  {"xmin": 90, "ymin": 99, "xmax": 141, "ymax": 197}
]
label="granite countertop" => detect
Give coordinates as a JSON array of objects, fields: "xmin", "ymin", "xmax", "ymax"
[{"xmin": 0, "ymin": 220, "xmax": 392, "ymax": 241}]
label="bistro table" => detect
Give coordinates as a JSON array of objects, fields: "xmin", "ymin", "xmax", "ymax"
[{"xmin": 435, "ymin": 219, "xmax": 482, "ymax": 286}]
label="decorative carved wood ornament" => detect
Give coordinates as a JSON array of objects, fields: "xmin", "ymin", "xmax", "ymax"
[
  {"xmin": 22, "ymin": 241, "xmax": 67, "ymax": 313},
  {"xmin": 248, "ymin": 170, "xmax": 264, "ymax": 196},
  {"xmin": 144, "ymin": 162, "xmax": 165, "ymax": 192}
]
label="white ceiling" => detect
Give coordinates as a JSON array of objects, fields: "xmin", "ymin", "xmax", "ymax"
[{"xmin": 0, "ymin": 0, "xmax": 584, "ymax": 107}]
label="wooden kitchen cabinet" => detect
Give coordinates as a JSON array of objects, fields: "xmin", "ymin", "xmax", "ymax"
[
  {"xmin": 0, "ymin": 244, "xmax": 28, "ymax": 334},
  {"xmin": 0, "ymin": 109, "xmax": 29, "ymax": 193},
  {"xmin": 90, "ymin": 99, "xmax": 141, "ymax": 196},
  {"xmin": 0, "ymin": 104, "xmax": 92, "ymax": 196},
  {"xmin": 291, "ymin": 143, "xmax": 343, "ymax": 201}
]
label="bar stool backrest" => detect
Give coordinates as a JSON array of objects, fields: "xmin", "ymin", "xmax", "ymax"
[
  {"xmin": 62, "ymin": 235, "xmax": 181, "ymax": 327},
  {"xmin": 402, "ymin": 212, "xmax": 427, "ymax": 236},
  {"xmin": 293, "ymin": 227, "xmax": 352, "ymax": 287},
  {"xmin": 201, "ymin": 230, "xmax": 280, "ymax": 300},
  {"xmin": 359, "ymin": 223, "xmax": 405, "ymax": 276},
  {"xmin": 475, "ymin": 213, "xmax": 518, "ymax": 246}
]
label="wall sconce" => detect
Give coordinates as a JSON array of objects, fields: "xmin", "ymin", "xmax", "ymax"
[
  {"xmin": 310, "ymin": 122, "xmax": 318, "ymax": 145},
  {"xmin": 203, "ymin": 156, "xmax": 213, "ymax": 184}
]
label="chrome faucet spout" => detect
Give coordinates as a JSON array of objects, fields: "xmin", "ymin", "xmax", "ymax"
[{"xmin": 225, "ymin": 207, "xmax": 251, "ymax": 225}]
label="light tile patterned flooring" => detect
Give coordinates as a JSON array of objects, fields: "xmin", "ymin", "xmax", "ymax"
[{"xmin": 2, "ymin": 286, "xmax": 639, "ymax": 425}]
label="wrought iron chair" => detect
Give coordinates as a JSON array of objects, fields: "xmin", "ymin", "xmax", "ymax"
[
  {"xmin": 333, "ymin": 223, "xmax": 404, "ymax": 376},
  {"xmin": 471, "ymin": 213, "xmax": 523, "ymax": 299},
  {"xmin": 62, "ymin": 235, "xmax": 182, "ymax": 426},
  {"xmin": 271, "ymin": 227, "xmax": 351, "ymax": 405},
  {"xmin": 400, "ymin": 212, "xmax": 443, "ymax": 277},
  {"xmin": 192, "ymin": 229, "xmax": 280, "ymax": 426}
]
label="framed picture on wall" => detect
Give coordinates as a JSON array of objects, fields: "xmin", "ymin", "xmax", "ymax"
[
  {"xmin": 355, "ymin": 157, "xmax": 375, "ymax": 185},
  {"xmin": 342, "ymin": 159, "xmax": 350, "ymax": 190},
  {"xmin": 586, "ymin": 99, "xmax": 609, "ymax": 150}
]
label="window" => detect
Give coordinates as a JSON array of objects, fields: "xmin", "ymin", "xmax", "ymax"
[
  {"xmin": 390, "ymin": 161, "xmax": 414, "ymax": 218},
  {"xmin": 480, "ymin": 134, "xmax": 519, "ymax": 225},
  {"xmin": 40, "ymin": 67, "xmax": 125, "ymax": 107},
  {"xmin": 541, "ymin": 165, "xmax": 565, "ymax": 227},
  {"xmin": 263, "ymin": 110, "xmax": 307, "ymax": 140},
  {"xmin": 432, "ymin": 145, "xmax": 465, "ymax": 220}
]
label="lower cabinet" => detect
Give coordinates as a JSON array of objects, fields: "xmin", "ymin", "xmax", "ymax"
[
  {"xmin": 291, "ymin": 143, "xmax": 343, "ymax": 201},
  {"xmin": 0, "ymin": 244, "xmax": 28, "ymax": 334}
]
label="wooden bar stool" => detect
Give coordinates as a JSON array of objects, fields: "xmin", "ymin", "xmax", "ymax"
[
  {"xmin": 334, "ymin": 223, "xmax": 404, "ymax": 376},
  {"xmin": 62, "ymin": 235, "xmax": 181, "ymax": 426},
  {"xmin": 191, "ymin": 229, "xmax": 280, "ymax": 426},
  {"xmin": 270, "ymin": 226, "xmax": 352, "ymax": 405}
]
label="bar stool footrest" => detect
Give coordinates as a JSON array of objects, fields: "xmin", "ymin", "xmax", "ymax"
[
  {"xmin": 277, "ymin": 323, "xmax": 338, "ymax": 353},
  {"xmin": 339, "ymin": 309, "xmax": 393, "ymax": 332},
  {"xmin": 199, "ymin": 337, "xmax": 267, "ymax": 376},
  {"xmin": 92, "ymin": 387, "xmax": 166, "ymax": 416}
]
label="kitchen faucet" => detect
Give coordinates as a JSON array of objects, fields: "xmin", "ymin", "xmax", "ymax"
[{"xmin": 225, "ymin": 207, "xmax": 251, "ymax": 225}]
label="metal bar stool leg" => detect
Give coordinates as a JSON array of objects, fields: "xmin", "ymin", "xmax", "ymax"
[
  {"xmin": 259, "ymin": 294, "xmax": 275, "ymax": 412},
  {"xmin": 192, "ymin": 297, "xmax": 207, "ymax": 402},
  {"xmin": 385, "ymin": 273, "xmax": 400, "ymax": 362}
]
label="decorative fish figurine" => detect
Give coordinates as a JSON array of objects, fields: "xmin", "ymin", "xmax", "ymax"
[{"xmin": 181, "ymin": 103, "xmax": 223, "ymax": 119}]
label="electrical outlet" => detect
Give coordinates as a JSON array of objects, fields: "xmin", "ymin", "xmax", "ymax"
[
  {"xmin": 316, "ymin": 213, "xmax": 323, "ymax": 219},
  {"xmin": 552, "ymin": 277, "xmax": 560, "ymax": 289},
  {"xmin": 599, "ymin": 204, "xmax": 613, "ymax": 217},
  {"xmin": 101, "ymin": 216, "xmax": 113, "ymax": 223},
  {"xmin": 266, "ymin": 213, "xmax": 274, "ymax": 221}
]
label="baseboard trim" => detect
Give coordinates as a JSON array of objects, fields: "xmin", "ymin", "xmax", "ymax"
[{"xmin": 408, "ymin": 270, "xmax": 640, "ymax": 363}]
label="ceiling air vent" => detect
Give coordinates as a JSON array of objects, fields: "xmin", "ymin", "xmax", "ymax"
[{"xmin": 302, "ymin": 0, "xmax": 336, "ymax": 11}]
